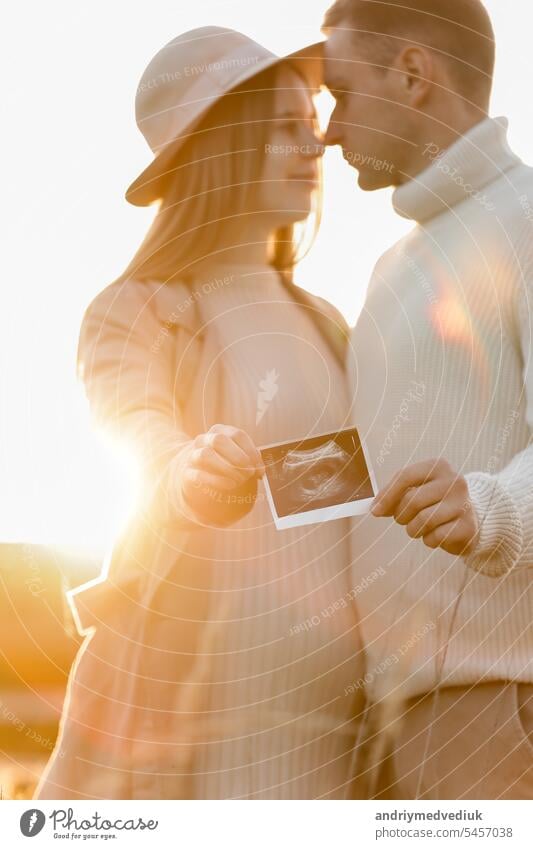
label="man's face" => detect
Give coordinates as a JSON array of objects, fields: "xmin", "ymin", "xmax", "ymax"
[{"xmin": 324, "ymin": 31, "xmax": 415, "ymax": 190}]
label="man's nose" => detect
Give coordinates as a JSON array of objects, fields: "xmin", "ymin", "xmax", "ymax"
[{"xmin": 324, "ymin": 117, "xmax": 342, "ymax": 148}]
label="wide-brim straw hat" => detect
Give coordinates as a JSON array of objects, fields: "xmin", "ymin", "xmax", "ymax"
[{"xmin": 126, "ymin": 26, "xmax": 324, "ymax": 206}]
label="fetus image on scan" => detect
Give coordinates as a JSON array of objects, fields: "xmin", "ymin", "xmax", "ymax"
[
  {"xmin": 280, "ymin": 440, "xmax": 351, "ymax": 511},
  {"xmin": 261, "ymin": 429, "xmax": 375, "ymax": 518}
]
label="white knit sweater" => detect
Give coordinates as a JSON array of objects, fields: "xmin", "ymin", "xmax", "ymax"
[{"xmin": 348, "ymin": 117, "xmax": 533, "ymax": 700}]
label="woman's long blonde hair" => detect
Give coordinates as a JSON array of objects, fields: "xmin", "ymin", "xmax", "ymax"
[{"xmin": 117, "ymin": 64, "xmax": 322, "ymax": 287}]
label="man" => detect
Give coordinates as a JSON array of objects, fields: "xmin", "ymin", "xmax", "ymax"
[{"xmin": 322, "ymin": 0, "xmax": 533, "ymax": 799}]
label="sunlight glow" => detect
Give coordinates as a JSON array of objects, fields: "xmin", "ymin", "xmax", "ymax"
[{"xmin": 2, "ymin": 0, "xmax": 532, "ymax": 555}]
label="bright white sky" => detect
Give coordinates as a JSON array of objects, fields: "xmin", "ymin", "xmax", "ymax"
[{"xmin": 2, "ymin": 0, "xmax": 533, "ymax": 557}]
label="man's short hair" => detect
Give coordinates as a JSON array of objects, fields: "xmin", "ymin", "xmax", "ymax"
[{"xmin": 322, "ymin": 0, "xmax": 495, "ymax": 108}]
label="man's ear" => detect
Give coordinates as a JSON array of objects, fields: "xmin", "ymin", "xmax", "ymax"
[{"xmin": 393, "ymin": 46, "xmax": 433, "ymax": 107}]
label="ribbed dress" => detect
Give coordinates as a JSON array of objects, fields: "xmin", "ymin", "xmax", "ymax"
[{"xmin": 187, "ymin": 264, "xmax": 365, "ymax": 799}]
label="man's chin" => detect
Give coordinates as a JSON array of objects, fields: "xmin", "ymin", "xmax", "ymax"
[{"xmin": 357, "ymin": 169, "xmax": 393, "ymax": 192}]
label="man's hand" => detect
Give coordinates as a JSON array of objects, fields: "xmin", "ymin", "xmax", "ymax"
[{"xmin": 371, "ymin": 458, "xmax": 479, "ymax": 556}]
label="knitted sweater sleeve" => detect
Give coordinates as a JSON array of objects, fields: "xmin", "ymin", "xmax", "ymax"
[{"xmin": 464, "ymin": 256, "xmax": 533, "ymax": 578}]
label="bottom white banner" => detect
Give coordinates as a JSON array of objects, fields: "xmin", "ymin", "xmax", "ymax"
[{"xmin": 0, "ymin": 800, "xmax": 531, "ymax": 848}]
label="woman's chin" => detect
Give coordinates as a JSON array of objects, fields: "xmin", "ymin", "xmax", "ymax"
[{"xmin": 275, "ymin": 204, "xmax": 313, "ymax": 227}]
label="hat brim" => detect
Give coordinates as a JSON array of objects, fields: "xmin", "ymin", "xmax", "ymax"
[{"xmin": 125, "ymin": 40, "xmax": 325, "ymax": 207}]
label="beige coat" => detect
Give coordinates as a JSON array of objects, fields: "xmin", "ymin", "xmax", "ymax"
[{"xmin": 35, "ymin": 274, "xmax": 349, "ymax": 800}]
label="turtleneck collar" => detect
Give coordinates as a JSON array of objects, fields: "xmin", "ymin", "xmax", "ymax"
[{"xmin": 392, "ymin": 117, "xmax": 522, "ymax": 223}]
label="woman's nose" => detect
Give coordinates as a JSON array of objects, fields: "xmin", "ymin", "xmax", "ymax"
[{"xmin": 301, "ymin": 125, "xmax": 325, "ymax": 158}]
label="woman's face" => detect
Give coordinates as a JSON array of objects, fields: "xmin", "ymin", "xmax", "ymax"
[{"xmin": 259, "ymin": 67, "xmax": 323, "ymax": 226}]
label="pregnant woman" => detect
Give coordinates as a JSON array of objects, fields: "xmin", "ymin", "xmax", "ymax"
[{"xmin": 35, "ymin": 27, "xmax": 365, "ymax": 800}]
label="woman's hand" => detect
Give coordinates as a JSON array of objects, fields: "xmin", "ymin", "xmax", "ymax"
[{"xmin": 182, "ymin": 424, "xmax": 265, "ymax": 504}]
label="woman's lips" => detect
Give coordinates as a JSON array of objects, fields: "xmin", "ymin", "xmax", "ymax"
[{"xmin": 288, "ymin": 174, "xmax": 318, "ymax": 187}]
